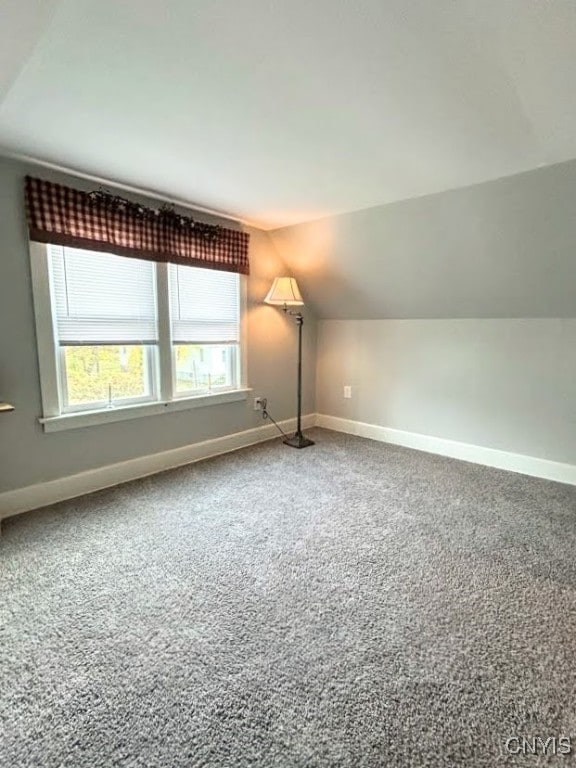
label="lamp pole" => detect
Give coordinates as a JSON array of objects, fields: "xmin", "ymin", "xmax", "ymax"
[{"xmin": 283, "ymin": 310, "xmax": 314, "ymax": 449}]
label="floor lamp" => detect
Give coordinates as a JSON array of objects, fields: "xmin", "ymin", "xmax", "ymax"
[{"xmin": 264, "ymin": 277, "xmax": 315, "ymax": 449}]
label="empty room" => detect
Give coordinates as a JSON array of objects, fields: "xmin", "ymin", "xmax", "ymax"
[{"xmin": 1, "ymin": 1, "xmax": 576, "ymax": 766}]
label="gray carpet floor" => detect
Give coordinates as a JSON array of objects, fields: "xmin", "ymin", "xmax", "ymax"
[{"xmin": 2, "ymin": 428, "xmax": 576, "ymax": 767}]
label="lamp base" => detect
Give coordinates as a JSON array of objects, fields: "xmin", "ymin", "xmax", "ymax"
[{"xmin": 283, "ymin": 432, "xmax": 315, "ymax": 449}]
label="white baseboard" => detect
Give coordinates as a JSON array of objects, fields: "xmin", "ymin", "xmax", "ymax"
[
  {"xmin": 316, "ymin": 414, "xmax": 576, "ymax": 486},
  {"xmin": 4, "ymin": 412, "xmax": 572, "ymax": 525},
  {"xmin": 0, "ymin": 414, "xmax": 318, "ymax": 521}
]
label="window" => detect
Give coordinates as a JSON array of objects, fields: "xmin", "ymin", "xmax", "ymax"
[
  {"xmin": 50, "ymin": 246, "xmax": 159, "ymax": 411},
  {"xmin": 169, "ymin": 263, "xmax": 240, "ymax": 396},
  {"xmin": 30, "ymin": 244, "xmax": 247, "ymax": 431}
]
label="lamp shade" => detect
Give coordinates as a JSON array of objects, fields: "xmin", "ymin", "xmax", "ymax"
[{"xmin": 264, "ymin": 277, "xmax": 304, "ymax": 306}]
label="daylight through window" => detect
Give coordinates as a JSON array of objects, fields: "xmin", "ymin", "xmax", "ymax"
[{"xmin": 33, "ymin": 244, "xmax": 243, "ymax": 418}]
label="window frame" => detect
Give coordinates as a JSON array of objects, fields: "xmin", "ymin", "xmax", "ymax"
[{"xmin": 30, "ymin": 243, "xmax": 249, "ymax": 432}]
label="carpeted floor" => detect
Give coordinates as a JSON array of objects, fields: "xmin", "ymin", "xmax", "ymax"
[{"xmin": 2, "ymin": 428, "xmax": 576, "ymax": 767}]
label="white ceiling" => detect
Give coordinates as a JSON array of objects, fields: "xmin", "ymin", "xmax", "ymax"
[{"xmin": 1, "ymin": 0, "xmax": 575, "ymax": 229}]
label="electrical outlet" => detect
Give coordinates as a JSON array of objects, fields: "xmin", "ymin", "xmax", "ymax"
[
  {"xmin": 343, "ymin": 385, "xmax": 352, "ymax": 399},
  {"xmin": 254, "ymin": 397, "xmax": 267, "ymax": 411}
]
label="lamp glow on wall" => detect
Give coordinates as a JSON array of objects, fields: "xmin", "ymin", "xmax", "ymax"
[{"xmin": 264, "ymin": 277, "xmax": 314, "ymax": 449}]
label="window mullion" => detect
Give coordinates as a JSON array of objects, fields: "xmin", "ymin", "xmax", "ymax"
[{"xmin": 155, "ymin": 262, "xmax": 174, "ymax": 400}]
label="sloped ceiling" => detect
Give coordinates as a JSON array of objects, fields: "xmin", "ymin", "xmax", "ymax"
[
  {"xmin": 0, "ymin": 1, "xmax": 60, "ymax": 102},
  {"xmin": 0, "ymin": 0, "xmax": 576, "ymax": 229},
  {"xmin": 270, "ymin": 160, "xmax": 576, "ymax": 319}
]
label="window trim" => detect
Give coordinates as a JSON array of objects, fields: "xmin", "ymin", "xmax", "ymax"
[
  {"xmin": 38, "ymin": 388, "xmax": 253, "ymax": 433},
  {"xmin": 30, "ymin": 243, "xmax": 249, "ymax": 431}
]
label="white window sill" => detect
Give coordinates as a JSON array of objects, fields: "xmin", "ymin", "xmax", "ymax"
[{"xmin": 39, "ymin": 388, "xmax": 252, "ymax": 433}]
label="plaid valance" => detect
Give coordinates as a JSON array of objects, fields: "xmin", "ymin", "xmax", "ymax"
[{"xmin": 24, "ymin": 176, "xmax": 250, "ymax": 275}]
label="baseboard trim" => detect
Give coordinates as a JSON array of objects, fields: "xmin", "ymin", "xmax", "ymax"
[
  {"xmin": 5, "ymin": 413, "xmax": 570, "ymax": 523},
  {"xmin": 0, "ymin": 414, "xmax": 318, "ymax": 521},
  {"xmin": 316, "ymin": 414, "xmax": 576, "ymax": 486}
]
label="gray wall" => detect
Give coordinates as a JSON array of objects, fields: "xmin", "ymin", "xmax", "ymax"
[
  {"xmin": 0, "ymin": 157, "xmax": 316, "ymax": 493},
  {"xmin": 271, "ymin": 159, "xmax": 576, "ymax": 464},
  {"xmin": 317, "ymin": 319, "xmax": 576, "ymax": 464}
]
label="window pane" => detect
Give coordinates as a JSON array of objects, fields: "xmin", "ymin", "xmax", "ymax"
[
  {"xmin": 50, "ymin": 246, "xmax": 158, "ymax": 344},
  {"xmin": 63, "ymin": 345, "xmax": 151, "ymax": 406},
  {"xmin": 169, "ymin": 264, "xmax": 239, "ymax": 344},
  {"xmin": 174, "ymin": 344, "xmax": 237, "ymax": 394}
]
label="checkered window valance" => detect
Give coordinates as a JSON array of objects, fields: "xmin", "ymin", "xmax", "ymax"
[{"xmin": 24, "ymin": 176, "xmax": 250, "ymax": 275}]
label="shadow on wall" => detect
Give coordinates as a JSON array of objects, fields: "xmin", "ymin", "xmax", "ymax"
[{"xmin": 270, "ymin": 217, "xmax": 382, "ymax": 318}]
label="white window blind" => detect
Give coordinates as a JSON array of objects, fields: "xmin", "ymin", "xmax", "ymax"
[
  {"xmin": 49, "ymin": 245, "xmax": 158, "ymax": 344},
  {"xmin": 169, "ymin": 264, "xmax": 239, "ymax": 344}
]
